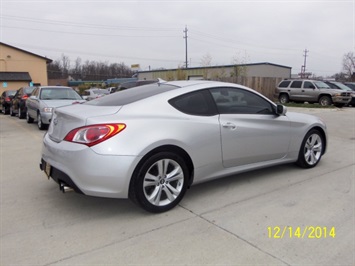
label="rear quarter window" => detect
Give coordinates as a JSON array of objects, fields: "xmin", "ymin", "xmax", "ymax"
[
  {"xmin": 169, "ymin": 90, "xmax": 217, "ymax": 116},
  {"xmin": 278, "ymin": 81, "xmax": 291, "ymax": 87}
]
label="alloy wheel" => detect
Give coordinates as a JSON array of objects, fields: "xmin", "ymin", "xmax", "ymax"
[
  {"xmin": 303, "ymin": 133, "xmax": 323, "ymax": 166},
  {"xmin": 143, "ymin": 158, "xmax": 184, "ymax": 207}
]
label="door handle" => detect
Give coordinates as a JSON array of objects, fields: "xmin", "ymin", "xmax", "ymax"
[{"xmin": 222, "ymin": 122, "xmax": 237, "ymax": 130}]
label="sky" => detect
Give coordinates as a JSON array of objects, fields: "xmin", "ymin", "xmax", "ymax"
[{"xmin": 0, "ymin": 0, "xmax": 354, "ymax": 77}]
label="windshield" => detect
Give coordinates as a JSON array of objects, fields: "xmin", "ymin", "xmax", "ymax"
[
  {"xmin": 332, "ymin": 82, "xmax": 352, "ymax": 91},
  {"xmin": 40, "ymin": 87, "xmax": 82, "ymax": 100},
  {"xmin": 24, "ymin": 87, "xmax": 35, "ymax": 94},
  {"xmin": 314, "ymin": 81, "xmax": 330, "ymax": 89}
]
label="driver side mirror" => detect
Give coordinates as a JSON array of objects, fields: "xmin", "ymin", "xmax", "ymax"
[{"xmin": 276, "ymin": 104, "xmax": 287, "ymax": 115}]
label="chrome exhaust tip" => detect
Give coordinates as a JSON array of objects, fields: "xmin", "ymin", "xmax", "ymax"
[{"xmin": 59, "ymin": 182, "xmax": 74, "ymax": 193}]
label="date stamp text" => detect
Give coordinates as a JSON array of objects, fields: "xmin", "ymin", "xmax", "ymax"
[{"xmin": 267, "ymin": 226, "xmax": 336, "ymax": 239}]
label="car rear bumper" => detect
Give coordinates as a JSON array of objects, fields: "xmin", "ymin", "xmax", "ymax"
[{"xmin": 41, "ymin": 133, "xmax": 141, "ymax": 198}]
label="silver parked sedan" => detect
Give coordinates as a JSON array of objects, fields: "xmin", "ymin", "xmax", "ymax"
[
  {"xmin": 26, "ymin": 86, "xmax": 85, "ymax": 130},
  {"xmin": 40, "ymin": 80, "xmax": 327, "ymax": 212}
]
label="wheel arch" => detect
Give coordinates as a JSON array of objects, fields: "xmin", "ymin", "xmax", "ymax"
[
  {"xmin": 308, "ymin": 126, "xmax": 327, "ymax": 155},
  {"xmin": 130, "ymin": 144, "xmax": 195, "ymax": 190},
  {"xmin": 317, "ymin": 93, "xmax": 332, "ymax": 101}
]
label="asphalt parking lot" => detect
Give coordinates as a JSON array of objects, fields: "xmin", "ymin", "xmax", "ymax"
[{"xmin": 1, "ymin": 107, "xmax": 354, "ymax": 266}]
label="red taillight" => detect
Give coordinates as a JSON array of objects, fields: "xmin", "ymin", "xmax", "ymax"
[
  {"xmin": 22, "ymin": 95, "xmax": 29, "ymax": 100},
  {"xmin": 5, "ymin": 97, "xmax": 11, "ymax": 102},
  {"xmin": 64, "ymin": 124, "xmax": 126, "ymax": 147}
]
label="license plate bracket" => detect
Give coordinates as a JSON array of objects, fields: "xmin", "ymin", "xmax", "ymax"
[{"xmin": 44, "ymin": 161, "xmax": 51, "ymax": 179}]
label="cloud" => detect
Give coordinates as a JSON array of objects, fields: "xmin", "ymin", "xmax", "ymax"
[{"xmin": 1, "ymin": 0, "xmax": 353, "ymax": 76}]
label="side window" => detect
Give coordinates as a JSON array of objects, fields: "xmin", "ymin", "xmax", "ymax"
[
  {"xmin": 169, "ymin": 90, "xmax": 217, "ymax": 116},
  {"xmin": 304, "ymin": 81, "xmax": 315, "ymax": 89},
  {"xmin": 210, "ymin": 87, "xmax": 274, "ymax": 115},
  {"xmin": 278, "ymin": 80, "xmax": 291, "ymax": 87},
  {"xmin": 290, "ymin": 81, "xmax": 302, "ymax": 88}
]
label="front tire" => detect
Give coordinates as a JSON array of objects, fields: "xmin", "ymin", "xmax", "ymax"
[
  {"xmin": 26, "ymin": 111, "xmax": 34, "ymax": 123},
  {"xmin": 296, "ymin": 129, "xmax": 324, "ymax": 168},
  {"xmin": 129, "ymin": 152, "xmax": 189, "ymax": 213},
  {"xmin": 18, "ymin": 106, "xmax": 25, "ymax": 119},
  {"xmin": 319, "ymin": 95, "xmax": 332, "ymax": 106},
  {"xmin": 37, "ymin": 113, "xmax": 47, "ymax": 130}
]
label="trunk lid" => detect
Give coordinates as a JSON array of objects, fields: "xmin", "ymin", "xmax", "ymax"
[{"xmin": 47, "ymin": 104, "xmax": 122, "ymax": 142}]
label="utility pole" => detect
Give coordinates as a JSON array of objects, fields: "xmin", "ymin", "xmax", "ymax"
[
  {"xmin": 301, "ymin": 49, "xmax": 309, "ymax": 78},
  {"xmin": 183, "ymin": 26, "xmax": 188, "ymax": 68}
]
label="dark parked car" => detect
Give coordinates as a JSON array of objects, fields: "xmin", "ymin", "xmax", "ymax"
[
  {"xmin": 324, "ymin": 81, "xmax": 355, "ymax": 107},
  {"xmin": 0, "ymin": 90, "xmax": 17, "ymax": 114},
  {"xmin": 343, "ymin": 82, "xmax": 355, "ymax": 91},
  {"xmin": 10, "ymin": 86, "xmax": 36, "ymax": 118}
]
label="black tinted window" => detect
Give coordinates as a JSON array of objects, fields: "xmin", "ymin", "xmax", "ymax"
[
  {"xmin": 210, "ymin": 87, "xmax": 274, "ymax": 115},
  {"xmin": 86, "ymin": 83, "xmax": 178, "ymax": 106},
  {"xmin": 290, "ymin": 81, "xmax": 302, "ymax": 88},
  {"xmin": 279, "ymin": 81, "xmax": 291, "ymax": 87},
  {"xmin": 304, "ymin": 81, "xmax": 315, "ymax": 89},
  {"xmin": 169, "ymin": 90, "xmax": 217, "ymax": 116}
]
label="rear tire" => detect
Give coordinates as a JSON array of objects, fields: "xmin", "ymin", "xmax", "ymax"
[
  {"xmin": 296, "ymin": 129, "xmax": 324, "ymax": 168},
  {"xmin": 129, "ymin": 152, "xmax": 189, "ymax": 213},
  {"xmin": 279, "ymin": 94, "xmax": 289, "ymax": 104},
  {"xmin": 10, "ymin": 106, "xmax": 15, "ymax": 116},
  {"xmin": 4, "ymin": 106, "xmax": 10, "ymax": 115}
]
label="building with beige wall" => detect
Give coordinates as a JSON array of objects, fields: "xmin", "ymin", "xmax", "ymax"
[{"xmin": 0, "ymin": 42, "xmax": 52, "ymax": 93}]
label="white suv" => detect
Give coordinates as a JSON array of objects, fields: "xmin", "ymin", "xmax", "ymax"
[{"xmin": 276, "ymin": 79, "xmax": 351, "ymax": 107}]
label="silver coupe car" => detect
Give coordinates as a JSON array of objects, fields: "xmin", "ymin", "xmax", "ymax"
[{"xmin": 40, "ymin": 80, "xmax": 327, "ymax": 213}]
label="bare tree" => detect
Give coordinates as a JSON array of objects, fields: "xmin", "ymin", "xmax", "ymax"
[
  {"xmin": 72, "ymin": 57, "xmax": 82, "ymax": 80},
  {"xmin": 200, "ymin": 53, "xmax": 212, "ymax": 79},
  {"xmin": 231, "ymin": 51, "xmax": 249, "ymax": 80},
  {"xmin": 342, "ymin": 52, "xmax": 355, "ymax": 80},
  {"xmin": 47, "ymin": 54, "xmax": 134, "ymax": 81},
  {"xmin": 60, "ymin": 54, "xmax": 71, "ymax": 79},
  {"xmin": 47, "ymin": 60, "xmax": 62, "ymax": 79}
]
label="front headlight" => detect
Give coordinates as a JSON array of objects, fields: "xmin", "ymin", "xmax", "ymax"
[{"xmin": 43, "ymin": 107, "xmax": 53, "ymax": 113}]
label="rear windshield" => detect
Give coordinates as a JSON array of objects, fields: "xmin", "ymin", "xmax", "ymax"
[{"xmin": 85, "ymin": 83, "xmax": 179, "ymax": 106}]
